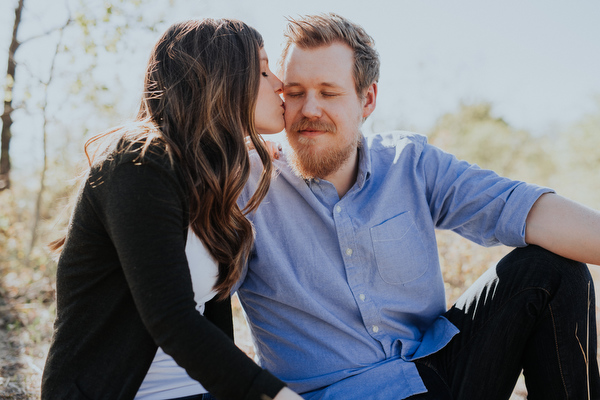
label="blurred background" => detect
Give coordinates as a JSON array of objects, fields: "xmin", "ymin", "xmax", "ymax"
[{"xmin": 1, "ymin": 0, "xmax": 599, "ymax": 398}]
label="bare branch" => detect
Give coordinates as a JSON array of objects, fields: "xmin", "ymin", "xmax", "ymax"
[
  {"xmin": 19, "ymin": 17, "xmax": 73, "ymax": 46},
  {"xmin": 29, "ymin": 19, "xmax": 67, "ymax": 255}
]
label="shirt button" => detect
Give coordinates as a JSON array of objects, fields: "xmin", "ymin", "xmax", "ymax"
[
  {"xmin": 345, "ymin": 248, "xmax": 353, "ymax": 256},
  {"xmin": 335, "ymin": 205, "xmax": 342, "ymax": 213},
  {"xmin": 359, "ymin": 294, "xmax": 366, "ymax": 301},
  {"xmin": 372, "ymin": 325, "xmax": 379, "ymax": 333}
]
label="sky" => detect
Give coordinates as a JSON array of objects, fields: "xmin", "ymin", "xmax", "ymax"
[
  {"xmin": 173, "ymin": 0, "xmax": 600, "ymax": 136},
  {"xmin": 1, "ymin": 0, "xmax": 600, "ymax": 148}
]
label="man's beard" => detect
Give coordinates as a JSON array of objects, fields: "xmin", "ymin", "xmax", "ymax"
[{"xmin": 287, "ymin": 118, "xmax": 361, "ymax": 180}]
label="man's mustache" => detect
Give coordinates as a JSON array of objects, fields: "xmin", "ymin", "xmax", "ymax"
[{"xmin": 289, "ymin": 118, "xmax": 336, "ymax": 134}]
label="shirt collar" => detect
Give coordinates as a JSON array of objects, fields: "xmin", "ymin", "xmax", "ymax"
[{"xmin": 356, "ymin": 135, "xmax": 372, "ymax": 189}]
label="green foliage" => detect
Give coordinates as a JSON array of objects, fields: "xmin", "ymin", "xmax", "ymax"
[
  {"xmin": 566, "ymin": 102, "xmax": 600, "ymax": 170},
  {"xmin": 546, "ymin": 99, "xmax": 600, "ymax": 208},
  {"xmin": 423, "ymin": 100, "xmax": 600, "ymax": 306},
  {"xmin": 428, "ymin": 102, "xmax": 556, "ymax": 185}
]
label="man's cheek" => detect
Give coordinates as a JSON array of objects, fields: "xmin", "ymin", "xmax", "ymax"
[{"xmin": 284, "ymin": 112, "xmax": 296, "ymax": 126}]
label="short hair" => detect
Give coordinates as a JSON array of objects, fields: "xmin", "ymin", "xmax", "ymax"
[{"xmin": 280, "ymin": 13, "xmax": 380, "ymax": 97}]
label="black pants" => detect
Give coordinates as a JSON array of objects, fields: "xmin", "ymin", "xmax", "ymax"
[
  {"xmin": 171, "ymin": 393, "xmax": 216, "ymax": 400},
  {"xmin": 411, "ymin": 245, "xmax": 600, "ymax": 399}
]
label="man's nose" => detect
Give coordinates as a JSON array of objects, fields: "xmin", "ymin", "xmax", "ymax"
[{"xmin": 301, "ymin": 94, "xmax": 322, "ymax": 119}]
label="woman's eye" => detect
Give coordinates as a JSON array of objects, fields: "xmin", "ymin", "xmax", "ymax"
[
  {"xmin": 262, "ymin": 72, "xmax": 269, "ymax": 77},
  {"xmin": 322, "ymin": 93, "xmax": 337, "ymax": 97}
]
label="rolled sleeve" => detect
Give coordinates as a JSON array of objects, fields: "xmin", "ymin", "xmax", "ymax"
[
  {"xmin": 494, "ymin": 183, "xmax": 554, "ymax": 247},
  {"xmin": 423, "ymin": 143, "xmax": 554, "ymax": 247}
]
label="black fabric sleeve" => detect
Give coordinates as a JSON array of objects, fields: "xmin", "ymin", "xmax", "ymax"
[
  {"xmin": 204, "ymin": 296, "xmax": 234, "ymax": 341},
  {"xmin": 98, "ymin": 155, "xmax": 285, "ymax": 400}
]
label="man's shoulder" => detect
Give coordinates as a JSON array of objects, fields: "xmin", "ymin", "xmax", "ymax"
[{"xmin": 364, "ymin": 130, "xmax": 428, "ymax": 152}]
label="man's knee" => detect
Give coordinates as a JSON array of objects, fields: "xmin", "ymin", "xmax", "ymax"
[{"xmin": 498, "ymin": 245, "xmax": 593, "ymax": 298}]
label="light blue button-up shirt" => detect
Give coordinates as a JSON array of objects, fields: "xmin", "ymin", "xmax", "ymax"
[{"xmin": 236, "ymin": 132, "xmax": 551, "ymax": 399}]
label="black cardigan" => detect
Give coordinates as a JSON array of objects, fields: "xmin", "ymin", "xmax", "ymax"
[{"xmin": 41, "ymin": 142, "xmax": 285, "ymax": 399}]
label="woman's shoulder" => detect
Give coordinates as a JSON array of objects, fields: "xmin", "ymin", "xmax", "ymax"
[
  {"xmin": 85, "ymin": 129, "xmax": 186, "ymax": 196},
  {"xmin": 116, "ymin": 136, "xmax": 176, "ymax": 169},
  {"xmin": 89, "ymin": 131, "xmax": 178, "ymax": 175}
]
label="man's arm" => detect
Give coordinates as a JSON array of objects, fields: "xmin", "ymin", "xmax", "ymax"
[{"xmin": 525, "ymin": 193, "xmax": 600, "ymax": 265}]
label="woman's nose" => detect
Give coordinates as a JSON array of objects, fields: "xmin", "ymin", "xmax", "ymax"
[{"xmin": 272, "ymin": 75, "xmax": 283, "ymax": 94}]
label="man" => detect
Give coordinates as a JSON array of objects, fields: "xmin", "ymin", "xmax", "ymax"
[{"xmin": 237, "ymin": 13, "xmax": 600, "ymax": 399}]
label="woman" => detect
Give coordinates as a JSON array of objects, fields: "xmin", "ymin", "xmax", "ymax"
[{"xmin": 41, "ymin": 19, "xmax": 301, "ymax": 400}]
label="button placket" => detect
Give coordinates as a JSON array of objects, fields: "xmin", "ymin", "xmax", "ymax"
[{"xmin": 333, "ymin": 199, "xmax": 382, "ymax": 342}]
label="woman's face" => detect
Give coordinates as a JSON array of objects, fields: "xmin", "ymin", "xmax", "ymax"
[{"xmin": 255, "ymin": 48, "xmax": 285, "ymax": 135}]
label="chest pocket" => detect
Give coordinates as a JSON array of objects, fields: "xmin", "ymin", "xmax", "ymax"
[{"xmin": 370, "ymin": 212, "xmax": 429, "ymax": 285}]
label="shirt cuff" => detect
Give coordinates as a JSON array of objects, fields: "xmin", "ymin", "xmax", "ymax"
[{"xmin": 496, "ymin": 184, "xmax": 555, "ymax": 247}]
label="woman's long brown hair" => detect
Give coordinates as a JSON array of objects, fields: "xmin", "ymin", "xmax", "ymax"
[{"xmin": 51, "ymin": 19, "xmax": 273, "ymax": 299}]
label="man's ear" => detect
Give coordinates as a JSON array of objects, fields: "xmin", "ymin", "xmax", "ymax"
[{"xmin": 362, "ymin": 82, "xmax": 377, "ymax": 119}]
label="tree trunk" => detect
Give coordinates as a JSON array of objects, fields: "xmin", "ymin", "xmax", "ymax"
[
  {"xmin": 0, "ymin": 0, "xmax": 24, "ymax": 191},
  {"xmin": 29, "ymin": 28, "xmax": 65, "ymax": 257}
]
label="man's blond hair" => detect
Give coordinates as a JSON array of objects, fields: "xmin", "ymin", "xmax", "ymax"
[{"xmin": 280, "ymin": 13, "xmax": 380, "ymax": 98}]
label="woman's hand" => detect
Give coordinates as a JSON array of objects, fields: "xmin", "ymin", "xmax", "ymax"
[
  {"xmin": 264, "ymin": 140, "xmax": 283, "ymax": 160},
  {"xmin": 273, "ymin": 387, "xmax": 304, "ymax": 400},
  {"xmin": 245, "ymin": 137, "xmax": 282, "ymax": 160}
]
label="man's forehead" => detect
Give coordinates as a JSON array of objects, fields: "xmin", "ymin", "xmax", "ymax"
[
  {"xmin": 283, "ymin": 43, "xmax": 354, "ymax": 83},
  {"xmin": 285, "ymin": 42, "xmax": 352, "ymax": 62}
]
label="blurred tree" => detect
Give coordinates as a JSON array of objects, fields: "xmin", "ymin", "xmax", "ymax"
[
  {"xmin": 0, "ymin": 0, "xmax": 24, "ymax": 190},
  {"xmin": 428, "ymin": 102, "xmax": 556, "ymax": 185},
  {"xmin": 551, "ymin": 98, "xmax": 600, "ymax": 208},
  {"xmin": 0, "ymin": 0, "xmax": 172, "ymax": 253},
  {"xmin": 556, "ymin": 98, "xmax": 600, "ymax": 170}
]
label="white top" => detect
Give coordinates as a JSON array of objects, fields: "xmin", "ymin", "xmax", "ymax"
[{"xmin": 135, "ymin": 228, "xmax": 219, "ymax": 399}]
